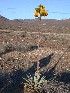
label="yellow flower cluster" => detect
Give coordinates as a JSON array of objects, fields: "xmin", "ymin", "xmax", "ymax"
[
  {"xmin": 34, "ymin": 4, "xmax": 48, "ymax": 17},
  {"xmin": 34, "ymin": 12, "xmax": 39, "ymax": 17},
  {"xmin": 40, "ymin": 8, "xmax": 48, "ymax": 16}
]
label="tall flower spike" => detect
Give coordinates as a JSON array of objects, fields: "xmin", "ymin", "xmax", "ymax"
[{"xmin": 34, "ymin": 4, "xmax": 48, "ymax": 79}]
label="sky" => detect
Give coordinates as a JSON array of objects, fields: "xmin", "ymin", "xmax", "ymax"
[{"xmin": 0, "ymin": 0, "xmax": 70, "ymax": 20}]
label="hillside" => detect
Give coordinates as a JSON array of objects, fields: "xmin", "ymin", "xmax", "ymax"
[
  {"xmin": 0, "ymin": 15, "xmax": 70, "ymax": 93},
  {"xmin": 0, "ymin": 15, "xmax": 70, "ymax": 34}
]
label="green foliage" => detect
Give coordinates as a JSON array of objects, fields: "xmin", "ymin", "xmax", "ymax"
[{"xmin": 23, "ymin": 72, "xmax": 47, "ymax": 93}]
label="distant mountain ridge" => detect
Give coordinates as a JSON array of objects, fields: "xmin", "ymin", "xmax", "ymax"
[
  {"xmin": 0, "ymin": 15, "xmax": 9, "ymax": 21},
  {"xmin": 0, "ymin": 15, "xmax": 70, "ymax": 33}
]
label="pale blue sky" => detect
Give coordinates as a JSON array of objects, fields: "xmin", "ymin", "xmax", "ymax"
[{"xmin": 0, "ymin": 0, "xmax": 70, "ymax": 20}]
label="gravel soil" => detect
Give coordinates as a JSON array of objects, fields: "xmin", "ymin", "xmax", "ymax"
[{"xmin": 0, "ymin": 30, "xmax": 70, "ymax": 93}]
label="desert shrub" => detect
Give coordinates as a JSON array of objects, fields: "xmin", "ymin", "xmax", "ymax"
[
  {"xmin": 26, "ymin": 44, "xmax": 38, "ymax": 51},
  {"xmin": 15, "ymin": 44, "xmax": 38, "ymax": 52},
  {"xmin": 20, "ymin": 31, "xmax": 27, "ymax": 37},
  {"xmin": 15, "ymin": 44, "xmax": 26, "ymax": 52},
  {"xmin": 4, "ymin": 44, "xmax": 38, "ymax": 53},
  {"xmin": 4, "ymin": 44, "xmax": 15, "ymax": 53}
]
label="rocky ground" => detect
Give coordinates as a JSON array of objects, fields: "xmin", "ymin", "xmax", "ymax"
[{"xmin": 0, "ymin": 29, "xmax": 70, "ymax": 93}]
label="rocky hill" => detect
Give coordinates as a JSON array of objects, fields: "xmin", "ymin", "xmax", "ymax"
[
  {"xmin": 0, "ymin": 15, "xmax": 70, "ymax": 34},
  {"xmin": 0, "ymin": 15, "xmax": 70, "ymax": 93}
]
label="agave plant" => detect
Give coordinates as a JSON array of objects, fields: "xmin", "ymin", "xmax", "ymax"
[
  {"xmin": 23, "ymin": 72, "xmax": 47, "ymax": 93},
  {"xmin": 23, "ymin": 4, "xmax": 48, "ymax": 93}
]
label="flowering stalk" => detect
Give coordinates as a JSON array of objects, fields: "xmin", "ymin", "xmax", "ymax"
[
  {"xmin": 37, "ymin": 16, "xmax": 41, "ymax": 75},
  {"xmin": 34, "ymin": 4, "xmax": 48, "ymax": 77},
  {"xmin": 23, "ymin": 5, "xmax": 48, "ymax": 92}
]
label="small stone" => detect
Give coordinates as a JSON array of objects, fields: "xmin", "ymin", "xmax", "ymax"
[
  {"xmin": 10, "ymin": 39, "xmax": 13, "ymax": 41},
  {"xmin": 0, "ymin": 57, "xmax": 2, "ymax": 60},
  {"xmin": 7, "ymin": 42, "xmax": 9, "ymax": 44},
  {"xmin": 22, "ymin": 40, "xmax": 24, "ymax": 42}
]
